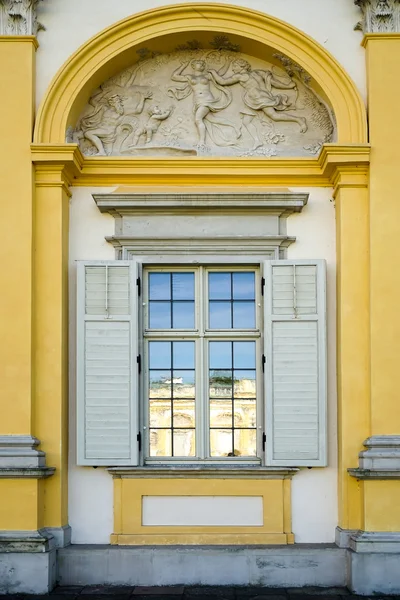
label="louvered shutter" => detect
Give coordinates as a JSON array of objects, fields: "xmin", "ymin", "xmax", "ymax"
[
  {"xmin": 76, "ymin": 261, "xmax": 140, "ymax": 466},
  {"xmin": 264, "ymin": 260, "xmax": 327, "ymax": 467}
]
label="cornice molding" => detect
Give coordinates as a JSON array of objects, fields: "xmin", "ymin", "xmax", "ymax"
[
  {"xmin": 355, "ymin": 0, "xmax": 400, "ymax": 34},
  {"xmin": 31, "ymin": 143, "xmax": 370, "ymax": 189}
]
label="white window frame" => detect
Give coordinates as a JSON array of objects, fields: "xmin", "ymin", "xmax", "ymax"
[{"xmin": 140, "ymin": 261, "xmax": 264, "ymax": 466}]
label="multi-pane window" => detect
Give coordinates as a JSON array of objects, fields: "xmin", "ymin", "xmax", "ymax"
[{"xmin": 144, "ymin": 267, "xmax": 260, "ymax": 461}]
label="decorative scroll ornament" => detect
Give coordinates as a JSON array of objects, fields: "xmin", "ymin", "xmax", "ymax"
[
  {"xmin": 71, "ymin": 44, "xmax": 336, "ymax": 158},
  {"xmin": 355, "ymin": 0, "xmax": 400, "ymax": 33},
  {"xmin": 0, "ymin": 0, "xmax": 44, "ymax": 36}
]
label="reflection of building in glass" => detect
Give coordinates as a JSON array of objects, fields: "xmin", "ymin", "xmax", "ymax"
[{"xmin": 149, "ymin": 377, "xmax": 256, "ymax": 457}]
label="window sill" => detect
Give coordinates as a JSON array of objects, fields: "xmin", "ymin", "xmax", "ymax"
[{"xmin": 108, "ymin": 465, "xmax": 298, "ymax": 479}]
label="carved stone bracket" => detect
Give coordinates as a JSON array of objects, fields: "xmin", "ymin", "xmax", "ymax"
[
  {"xmin": 355, "ymin": 0, "xmax": 400, "ymax": 33},
  {"xmin": 0, "ymin": 0, "xmax": 44, "ymax": 36}
]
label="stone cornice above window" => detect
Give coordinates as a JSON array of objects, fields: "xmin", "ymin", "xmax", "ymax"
[
  {"xmin": 355, "ymin": 0, "xmax": 400, "ymax": 33},
  {"xmin": 93, "ymin": 192, "xmax": 308, "ymax": 260}
]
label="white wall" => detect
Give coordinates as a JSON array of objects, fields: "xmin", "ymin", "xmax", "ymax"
[
  {"xmin": 68, "ymin": 185, "xmax": 337, "ymax": 544},
  {"xmin": 36, "ymin": 0, "xmax": 366, "ymax": 111}
]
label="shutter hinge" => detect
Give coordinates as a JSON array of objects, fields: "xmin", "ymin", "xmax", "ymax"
[
  {"xmin": 137, "ymin": 432, "xmax": 142, "ymax": 452},
  {"xmin": 261, "ymin": 277, "xmax": 265, "ymax": 296},
  {"xmin": 136, "ymin": 277, "xmax": 141, "ymax": 297},
  {"xmin": 137, "ymin": 355, "xmax": 141, "ymax": 374},
  {"xmin": 262, "ymin": 433, "xmax": 267, "ymax": 452},
  {"xmin": 262, "ymin": 354, "xmax": 266, "ymax": 372}
]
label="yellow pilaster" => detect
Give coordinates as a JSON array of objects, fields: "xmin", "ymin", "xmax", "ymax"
[
  {"xmin": 365, "ymin": 34, "xmax": 400, "ymax": 434},
  {"xmin": 334, "ymin": 168, "xmax": 370, "ymax": 530},
  {"xmin": 0, "ymin": 37, "xmax": 37, "ymax": 434},
  {"xmin": 33, "ymin": 164, "xmax": 71, "ymax": 528}
]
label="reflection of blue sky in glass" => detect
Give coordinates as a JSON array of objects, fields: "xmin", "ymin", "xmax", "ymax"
[
  {"xmin": 210, "ymin": 342, "xmax": 232, "ymax": 369},
  {"xmin": 232, "ymin": 272, "xmax": 255, "ymax": 299},
  {"xmin": 233, "ymin": 302, "xmax": 255, "ymax": 328},
  {"xmin": 149, "ymin": 342, "xmax": 171, "ymax": 369},
  {"xmin": 172, "ymin": 302, "xmax": 194, "ymax": 328},
  {"xmin": 173, "ymin": 342, "xmax": 195, "ymax": 369},
  {"xmin": 209, "ymin": 272, "xmax": 231, "ymax": 299},
  {"xmin": 209, "ymin": 302, "xmax": 231, "ymax": 329},
  {"xmin": 149, "ymin": 273, "xmax": 170, "ymax": 300},
  {"xmin": 233, "ymin": 342, "xmax": 255, "ymax": 368},
  {"xmin": 172, "ymin": 273, "xmax": 194, "ymax": 300},
  {"xmin": 149, "ymin": 302, "xmax": 171, "ymax": 329}
]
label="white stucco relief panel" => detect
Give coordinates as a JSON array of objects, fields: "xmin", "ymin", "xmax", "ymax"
[
  {"xmin": 70, "ymin": 47, "xmax": 335, "ymax": 158},
  {"xmin": 36, "ymin": 0, "xmax": 366, "ymax": 112}
]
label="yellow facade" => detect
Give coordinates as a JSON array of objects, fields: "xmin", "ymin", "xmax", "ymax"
[{"xmin": 1, "ymin": 3, "xmax": 400, "ymax": 556}]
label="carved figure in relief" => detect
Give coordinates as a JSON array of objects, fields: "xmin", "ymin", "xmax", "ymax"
[
  {"xmin": 209, "ymin": 58, "xmax": 307, "ymax": 148},
  {"xmin": 73, "ymin": 94, "xmax": 130, "ymax": 155},
  {"xmin": 130, "ymin": 105, "xmax": 173, "ymax": 146},
  {"xmin": 168, "ymin": 59, "xmax": 240, "ymax": 146}
]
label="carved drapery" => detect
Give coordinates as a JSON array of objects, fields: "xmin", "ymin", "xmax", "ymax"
[
  {"xmin": 0, "ymin": 0, "xmax": 44, "ymax": 36},
  {"xmin": 355, "ymin": 0, "xmax": 400, "ymax": 33}
]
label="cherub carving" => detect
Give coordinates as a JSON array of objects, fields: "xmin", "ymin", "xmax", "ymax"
[{"xmin": 130, "ymin": 105, "xmax": 173, "ymax": 146}]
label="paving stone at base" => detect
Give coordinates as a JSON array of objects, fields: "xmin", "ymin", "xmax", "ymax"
[
  {"xmin": 184, "ymin": 587, "xmax": 235, "ymax": 599},
  {"xmin": 287, "ymin": 589, "xmax": 350, "ymax": 596},
  {"xmin": 133, "ymin": 587, "xmax": 184, "ymax": 596},
  {"xmin": 81, "ymin": 587, "xmax": 133, "ymax": 596}
]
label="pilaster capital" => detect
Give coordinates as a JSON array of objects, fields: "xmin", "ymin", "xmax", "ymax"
[
  {"xmin": 355, "ymin": 0, "xmax": 400, "ymax": 34},
  {"xmin": 349, "ymin": 435, "xmax": 400, "ymax": 479},
  {"xmin": 32, "ymin": 144, "xmax": 84, "ymax": 196},
  {"xmin": 318, "ymin": 144, "xmax": 370, "ymax": 196},
  {"xmin": 0, "ymin": 0, "xmax": 44, "ymax": 36}
]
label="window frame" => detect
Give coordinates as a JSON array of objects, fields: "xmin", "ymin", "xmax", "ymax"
[{"xmin": 141, "ymin": 262, "xmax": 264, "ymax": 466}]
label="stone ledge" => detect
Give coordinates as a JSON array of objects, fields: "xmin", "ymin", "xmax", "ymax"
[
  {"xmin": 108, "ymin": 466, "xmax": 298, "ymax": 479},
  {"xmin": 0, "ymin": 466, "xmax": 55, "ymax": 478},
  {"xmin": 350, "ymin": 531, "xmax": 400, "ymax": 554},
  {"xmin": 0, "ymin": 529, "xmax": 55, "ymax": 553},
  {"xmin": 348, "ymin": 467, "xmax": 400, "ymax": 479}
]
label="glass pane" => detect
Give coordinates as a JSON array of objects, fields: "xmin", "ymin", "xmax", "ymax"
[
  {"xmin": 234, "ymin": 429, "xmax": 257, "ymax": 457},
  {"xmin": 173, "ymin": 341, "xmax": 195, "ymax": 369},
  {"xmin": 233, "ymin": 341, "xmax": 256, "ymax": 369},
  {"xmin": 210, "ymin": 400, "xmax": 232, "ymax": 427},
  {"xmin": 209, "ymin": 370, "xmax": 232, "ymax": 398},
  {"xmin": 234, "ymin": 399, "xmax": 256, "ymax": 427},
  {"xmin": 233, "ymin": 272, "xmax": 255, "ymax": 300},
  {"xmin": 173, "ymin": 429, "xmax": 195, "ymax": 457},
  {"xmin": 234, "ymin": 370, "xmax": 256, "ymax": 398},
  {"xmin": 173, "ymin": 370, "xmax": 195, "ymax": 398},
  {"xmin": 149, "ymin": 370, "xmax": 171, "ymax": 398},
  {"xmin": 209, "ymin": 301, "xmax": 232, "ymax": 329},
  {"xmin": 209, "ymin": 272, "xmax": 231, "ymax": 299},
  {"xmin": 149, "ymin": 399, "xmax": 171, "ymax": 427},
  {"xmin": 149, "ymin": 342, "xmax": 171, "ymax": 369},
  {"xmin": 172, "ymin": 301, "xmax": 195, "ymax": 329},
  {"xmin": 173, "ymin": 400, "xmax": 195, "ymax": 427},
  {"xmin": 150, "ymin": 429, "xmax": 171, "ymax": 457},
  {"xmin": 210, "ymin": 429, "xmax": 233, "ymax": 457},
  {"xmin": 209, "ymin": 341, "xmax": 232, "ymax": 369},
  {"xmin": 149, "ymin": 302, "xmax": 171, "ymax": 329},
  {"xmin": 149, "ymin": 273, "xmax": 171, "ymax": 300},
  {"xmin": 172, "ymin": 273, "xmax": 195, "ymax": 300},
  {"xmin": 233, "ymin": 301, "xmax": 255, "ymax": 329}
]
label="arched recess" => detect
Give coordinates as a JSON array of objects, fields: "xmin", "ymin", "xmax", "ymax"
[{"xmin": 34, "ymin": 2, "xmax": 367, "ymax": 145}]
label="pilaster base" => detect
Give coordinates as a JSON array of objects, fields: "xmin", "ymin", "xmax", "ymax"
[
  {"xmin": 349, "ymin": 551, "xmax": 400, "ymax": 595},
  {"xmin": 0, "ymin": 529, "xmax": 57, "ymax": 594}
]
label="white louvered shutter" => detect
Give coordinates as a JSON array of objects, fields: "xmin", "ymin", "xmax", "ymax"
[
  {"xmin": 264, "ymin": 260, "xmax": 327, "ymax": 467},
  {"xmin": 76, "ymin": 261, "xmax": 140, "ymax": 466}
]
